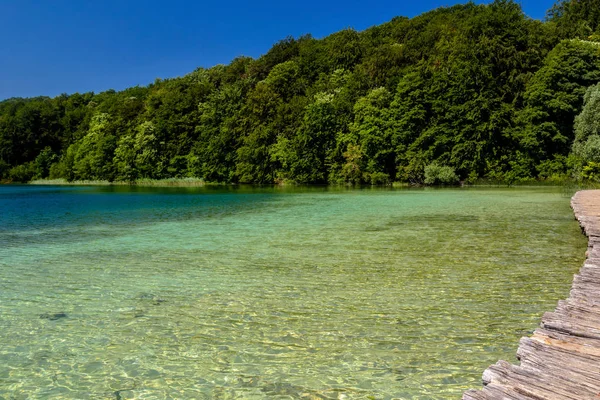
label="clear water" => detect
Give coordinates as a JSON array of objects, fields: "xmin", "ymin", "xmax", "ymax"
[{"xmin": 0, "ymin": 185, "xmax": 586, "ymax": 399}]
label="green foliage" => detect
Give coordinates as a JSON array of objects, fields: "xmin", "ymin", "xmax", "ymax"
[
  {"xmin": 272, "ymin": 92, "xmax": 337, "ymax": 183},
  {"xmin": 424, "ymin": 163, "xmax": 459, "ymax": 185},
  {"xmin": 1, "ymin": 0, "xmax": 599, "ymax": 185},
  {"xmin": 113, "ymin": 121, "xmax": 161, "ymax": 181},
  {"xmin": 576, "ymin": 135, "xmax": 600, "ymax": 162},
  {"xmin": 33, "ymin": 147, "xmax": 58, "ymax": 179},
  {"xmin": 571, "ymin": 83, "xmax": 600, "ymax": 179},
  {"xmin": 574, "ymin": 82, "xmax": 600, "ymax": 142},
  {"xmin": 517, "ymin": 39, "xmax": 600, "ymax": 168},
  {"xmin": 340, "ymin": 144, "xmax": 365, "ymax": 184},
  {"xmin": 536, "ymin": 155, "xmax": 569, "ymax": 178},
  {"xmin": 0, "ymin": 159, "xmax": 9, "ymax": 180},
  {"xmin": 71, "ymin": 113, "xmax": 117, "ymax": 181},
  {"xmin": 343, "ymin": 87, "xmax": 394, "ymax": 184},
  {"xmin": 8, "ymin": 162, "xmax": 36, "ymax": 182},
  {"xmin": 547, "ymin": 0, "xmax": 600, "ymax": 39},
  {"xmin": 582, "ymin": 161, "xmax": 600, "ymax": 181}
]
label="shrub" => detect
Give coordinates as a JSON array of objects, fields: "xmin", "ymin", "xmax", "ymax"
[
  {"xmin": 582, "ymin": 161, "xmax": 600, "ymax": 181},
  {"xmin": 536, "ymin": 155, "xmax": 568, "ymax": 178},
  {"xmin": 424, "ymin": 163, "xmax": 459, "ymax": 185},
  {"xmin": 8, "ymin": 162, "xmax": 36, "ymax": 182},
  {"xmin": 368, "ymin": 171, "xmax": 390, "ymax": 185}
]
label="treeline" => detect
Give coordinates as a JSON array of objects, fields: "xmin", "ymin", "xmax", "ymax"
[{"xmin": 2, "ymin": 0, "xmax": 600, "ymax": 184}]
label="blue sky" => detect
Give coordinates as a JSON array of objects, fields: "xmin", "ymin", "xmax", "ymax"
[{"xmin": 0, "ymin": 0, "xmax": 556, "ymax": 100}]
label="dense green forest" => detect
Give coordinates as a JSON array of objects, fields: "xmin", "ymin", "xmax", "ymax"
[{"xmin": 2, "ymin": 0, "xmax": 600, "ymax": 185}]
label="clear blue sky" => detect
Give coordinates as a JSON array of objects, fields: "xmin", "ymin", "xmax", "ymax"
[{"xmin": 0, "ymin": 0, "xmax": 556, "ymax": 100}]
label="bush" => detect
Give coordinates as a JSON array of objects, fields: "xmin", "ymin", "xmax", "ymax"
[
  {"xmin": 424, "ymin": 163, "xmax": 459, "ymax": 185},
  {"xmin": 582, "ymin": 162, "xmax": 600, "ymax": 181},
  {"xmin": 536, "ymin": 155, "xmax": 568, "ymax": 178},
  {"xmin": 8, "ymin": 162, "xmax": 36, "ymax": 182},
  {"xmin": 368, "ymin": 171, "xmax": 390, "ymax": 185}
]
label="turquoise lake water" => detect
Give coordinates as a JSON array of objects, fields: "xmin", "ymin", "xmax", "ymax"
[{"xmin": 0, "ymin": 185, "xmax": 587, "ymax": 399}]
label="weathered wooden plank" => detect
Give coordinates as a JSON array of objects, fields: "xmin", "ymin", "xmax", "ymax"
[
  {"xmin": 568, "ymin": 284, "xmax": 600, "ymax": 304},
  {"xmin": 517, "ymin": 338, "xmax": 600, "ymax": 390},
  {"xmin": 554, "ymin": 300, "xmax": 600, "ymax": 324},
  {"xmin": 532, "ymin": 327, "xmax": 600, "ymax": 350},
  {"xmin": 541, "ymin": 311, "xmax": 600, "ymax": 339},
  {"xmin": 464, "ymin": 383, "xmax": 540, "ymax": 400},
  {"xmin": 482, "ymin": 360, "xmax": 590, "ymax": 400}
]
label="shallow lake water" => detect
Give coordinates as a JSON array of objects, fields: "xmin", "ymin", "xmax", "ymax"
[{"xmin": 0, "ymin": 185, "xmax": 587, "ymax": 399}]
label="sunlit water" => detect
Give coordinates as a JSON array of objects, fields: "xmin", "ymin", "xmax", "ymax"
[{"xmin": 0, "ymin": 185, "xmax": 586, "ymax": 399}]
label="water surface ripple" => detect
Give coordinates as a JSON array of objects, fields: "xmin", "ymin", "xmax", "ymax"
[{"xmin": 0, "ymin": 186, "xmax": 586, "ymax": 399}]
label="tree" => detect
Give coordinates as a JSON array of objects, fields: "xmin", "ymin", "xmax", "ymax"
[
  {"xmin": 341, "ymin": 87, "xmax": 394, "ymax": 183},
  {"xmin": 271, "ymin": 92, "xmax": 337, "ymax": 183},
  {"xmin": 0, "ymin": 0, "xmax": 597, "ymax": 185},
  {"xmin": 33, "ymin": 147, "xmax": 58, "ymax": 179},
  {"xmin": 571, "ymin": 83, "xmax": 600, "ymax": 179},
  {"xmin": 517, "ymin": 39, "xmax": 600, "ymax": 170},
  {"xmin": 548, "ymin": 0, "xmax": 600, "ymax": 39},
  {"xmin": 574, "ymin": 82, "xmax": 600, "ymax": 142},
  {"xmin": 113, "ymin": 121, "xmax": 160, "ymax": 181},
  {"xmin": 71, "ymin": 113, "xmax": 117, "ymax": 180},
  {"xmin": 190, "ymin": 80, "xmax": 249, "ymax": 182}
]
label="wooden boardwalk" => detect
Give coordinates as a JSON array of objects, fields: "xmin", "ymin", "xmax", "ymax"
[{"xmin": 463, "ymin": 190, "xmax": 600, "ymax": 400}]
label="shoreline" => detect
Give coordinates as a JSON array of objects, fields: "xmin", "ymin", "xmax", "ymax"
[
  {"xmin": 463, "ymin": 190, "xmax": 600, "ymax": 399},
  {"xmin": 26, "ymin": 178, "xmax": 208, "ymax": 187},
  {"xmin": 3, "ymin": 177, "xmax": 596, "ymax": 190}
]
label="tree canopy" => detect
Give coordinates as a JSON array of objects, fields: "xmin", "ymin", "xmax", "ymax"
[{"xmin": 2, "ymin": 0, "xmax": 600, "ymax": 184}]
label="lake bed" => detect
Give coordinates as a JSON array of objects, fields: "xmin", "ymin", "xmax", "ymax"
[{"xmin": 0, "ymin": 186, "xmax": 587, "ymax": 399}]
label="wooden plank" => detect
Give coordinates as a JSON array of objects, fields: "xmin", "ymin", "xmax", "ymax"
[
  {"xmin": 464, "ymin": 383, "xmax": 541, "ymax": 400},
  {"xmin": 481, "ymin": 360, "xmax": 589, "ymax": 400},
  {"xmin": 517, "ymin": 338, "xmax": 600, "ymax": 390},
  {"xmin": 532, "ymin": 327, "xmax": 600, "ymax": 351},
  {"xmin": 554, "ymin": 301, "xmax": 600, "ymax": 325}
]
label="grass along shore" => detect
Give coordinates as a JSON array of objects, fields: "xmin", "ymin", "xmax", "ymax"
[
  {"xmin": 28, "ymin": 177, "xmax": 207, "ymax": 187},
  {"xmin": 20, "ymin": 177, "xmax": 600, "ymax": 191}
]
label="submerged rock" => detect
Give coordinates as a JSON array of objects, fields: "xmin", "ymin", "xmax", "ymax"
[
  {"xmin": 137, "ymin": 293, "xmax": 166, "ymax": 305},
  {"xmin": 39, "ymin": 312, "xmax": 67, "ymax": 321},
  {"xmin": 113, "ymin": 389, "xmax": 134, "ymax": 400}
]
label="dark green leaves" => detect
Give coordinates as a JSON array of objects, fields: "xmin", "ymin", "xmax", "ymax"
[{"xmin": 2, "ymin": 0, "xmax": 599, "ymax": 184}]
